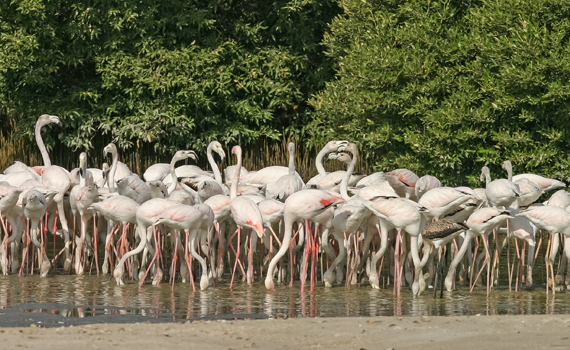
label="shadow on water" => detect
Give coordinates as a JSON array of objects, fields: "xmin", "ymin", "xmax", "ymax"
[{"xmin": 0, "ymin": 273, "xmax": 568, "ymax": 327}]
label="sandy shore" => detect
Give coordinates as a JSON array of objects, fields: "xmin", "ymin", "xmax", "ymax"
[{"xmin": 3, "ymin": 315, "xmax": 570, "ymax": 349}]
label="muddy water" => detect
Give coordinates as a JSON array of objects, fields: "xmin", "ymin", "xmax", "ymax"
[{"xmin": 0, "ymin": 273, "xmax": 569, "ymax": 327}]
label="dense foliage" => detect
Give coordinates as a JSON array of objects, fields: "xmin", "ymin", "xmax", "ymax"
[
  {"xmin": 3, "ymin": 0, "xmax": 570, "ymax": 185},
  {"xmin": 0, "ymin": 0, "xmax": 338, "ymax": 151},
  {"xmin": 311, "ymin": 0, "xmax": 570, "ymax": 185}
]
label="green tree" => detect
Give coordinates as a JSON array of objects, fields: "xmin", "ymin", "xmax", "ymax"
[
  {"xmin": 310, "ymin": 0, "xmax": 570, "ymax": 185},
  {"xmin": 1, "ymin": 0, "xmax": 339, "ymax": 151}
]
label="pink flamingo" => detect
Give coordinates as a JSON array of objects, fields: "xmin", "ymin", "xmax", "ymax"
[
  {"xmin": 135, "ymin": 198, "xmax": 181, "ymax": 285},
  {"xmin": 33, "ymin": 115, "xmax": 74, "ymax": 273},
  {"xmin": 0, "ymin": 183, "xmax": 23, "ymax": 274},
  {"xmin": 91, "ymin": 195, "xmax": 140, "ymax": 284},
  {"xmin": 415, "ymin": 175, "xmax": 441, "ymax": 200},
  {"xmin": 444, "ymin": 207, "xmax": 512, "ymax": 294},
  {"xmin": 272, "ymin": 143, "xmax": 303, "ymax": 202},
  {"xmin": 228, "ymin": 146, "xmax": 265, "ymax": 287},
  {"xmin": 385, "ymin": 168, "xmax": 419, "ymax": 200},
  {"xmin": 22, "ymin": 189, "xmax": 53, "ymax": 277},
  {"xmin": 516, "ymin": 205, "xmax": 570, "ymax": 294},
  {"xmin": 363, "ymin": 198, "xmax": 428, "ymax": 296},
  {"xmin": 265, "ymin": 189, "xmax": 345, "ymax": 290},
  {"xmin": 153, "ymin": 203, "xmax": 213, "ymax": 290}
]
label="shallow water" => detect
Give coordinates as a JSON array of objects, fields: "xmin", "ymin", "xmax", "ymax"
[{"xmin": 1, "ymin": 272, "xmax": 569, "ymax": 327}]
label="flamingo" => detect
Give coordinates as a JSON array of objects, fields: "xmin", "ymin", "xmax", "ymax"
[
  {"xmin": 116, "ymin": 175, "xmax": 151, "ymax": 204},
  {"xmin": 363, "ymin": 198, "xmax": 428, "ymax": 295},
  {"xmin": 272, "ymin": 142, "xmax": 303, "ymax": 202},
  {"xmin": 546, "ymin": 190, "xmax": 570, "ymax": 208},
  {"xmin": 91, "ymin": 195, "xmax": 140, "ymax": 283},
  {"xmin": 265, "ymin": 189, "xmax": 346, "ymax": 290},
  {"xmin": 419, "ymin": 219, "xmax": 469, "ymax": 297},
  {"xmin": 415, "ymin": 175, "xmax": 442, "ymax": 200},
  {"xmin": 305, "ymin": 141, "xmax": 349, "ymax": 186},
  {"xmin": 324, "ymin": 142, "xmax": 371, "ymax": 287},
  {"xmin": 73, "ymin": 173, "xmax": 98, "ymax": 275},
  {"xmin": 385, "ymin": 169, "xmax": 419, "ymax": 200},
  {"xmin": 206, "ymin": 141, "xmax": 226, "ymax": 185},
  {"xmin": 165, "ymin": 150, "xmax": 198, "ymax": 196},
  {"xmin": 0, "ymin": 184, "xmax": 23, "ymax": 274},
  {"xmin": 228, "ymin": 146, "xmax": 265, "ymax": 287},
  {"xmin": 516, "ymin": 205, "xmax": 570, "ymax": 293},
  {"xmin": 148, "ymin": 180, "xmax": 169, "ymax": 199},
  {"xmin": 418, "ymin": 187, "xmax": 474, "ymax": 220},
  {"xmin": 502, "ymin": 161, "xmax": 543, "ymax": 208},
  {"xmin": 135, "ymin": 198, "xmax": 181, "ymax": 285},
  {"xmin": 444, "ymin": 207, "xmax": 512, "ymax": 294},
  {"xmin": 204, "ymin": 194, "xmax": 232, "ymax": 277},
  {"xmin": 22, "ymin": 189, "xmax": 53, "ymax": 277},
  {"xmin": 103, "ymin": 143, "xmax": 132, "ymax": 192},
  {"xmin": 34, "ymin": 115, "xmax": 74, "ymax": 273},
  {"xmin": 153, "ymin": 204, "xmax": 212, "ymax": 290},
  {"xmin": 512, "ymin": 173, "xmax": 565, "ymax": 192}
]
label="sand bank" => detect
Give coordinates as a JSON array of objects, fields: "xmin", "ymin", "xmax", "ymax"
[{"xmin": 2, "ymin": 314, "xmax": 570, "ymax": 349}]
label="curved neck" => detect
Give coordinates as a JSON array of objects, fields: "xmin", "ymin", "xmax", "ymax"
[
  {"xmin": 288, "ymin": 147, "xmax": 295, "ymax": 176},
  {"xmin": 506, "ymin": 165, "xmax": 512, "ymax": 181},
  {"xmin": 340, "ymin": 147, "xmax": 358, "ymax": 200},
  {"xmin": 168, "ymin": 154, "xmax": 182, "ymax": 195},
  {"xmin": 35, "ymin": 120, "xmax": 51, "ymax": 167},
  {"xmin": 315, "ymin": 146, "xmax": 328, "ymax": 177},
  {"xmin": 484, "ymin": 170, "xmax": 492, "ymax": 184},
  {"xmin": 108, "ymin": 149, "xmax": 118, "ymax": 192},
  {"xmin": 230, "ymin": 151, "xmax": 242, "ymax": 200},
  {"xmin": 79, "ymin": 158, "xmax": 87, "ymax": 187},
  {"xmin": 207, "ymin": 144, "xmax": 223, "ymax": 184}
]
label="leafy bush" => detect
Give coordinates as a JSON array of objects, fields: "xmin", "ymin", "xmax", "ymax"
[{"xmin": 310, "ymin": 0, "xmax": 570, "ymax": 185}]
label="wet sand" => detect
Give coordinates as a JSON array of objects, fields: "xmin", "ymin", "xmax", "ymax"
[{"xmin": 3, "ymin": 315, "xmax": 570, "ymax": 350}]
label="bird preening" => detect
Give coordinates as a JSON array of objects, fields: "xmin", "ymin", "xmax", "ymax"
[{"xmin": 1, "ymin": 114, "xmax": 569, "ymax": 298}]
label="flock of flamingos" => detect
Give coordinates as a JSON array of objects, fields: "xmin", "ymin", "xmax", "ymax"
[{"xmin": 2, "ymin": 114, "xmax": 570, "ymax": 298}]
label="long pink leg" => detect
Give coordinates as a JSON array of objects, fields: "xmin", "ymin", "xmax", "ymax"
[
  {"xmin": 532, "ymin": 233, "xmax": 543, "ymax": 270},
  {"xmin": 154, "ymin": 225, "xmax": 162, "ymax": 287},
  {"xmin": 521, "ymin": 241, "xmax": 526, "ymax": 284},
  {"xmin": 105, "ymin": 224, "xmax": 118, "ymax": 271},
  {"xmin": 230, "ymin": 227, "xmax": 241, "ymax": 290},
  {"xmin": 184, "ymin": 231, "xmax": 195, "ymax": 291},
  {"xmin": 93, "ymin": 215, "xmax": 99, "ymax": 276},
  {"xmin": 247, "ymin": 229, "xmax": 252, "ymax": 286},
  {"xmin": 0, "ymin": 216, "xmax": 9, "ymax": 274},
  {"xmin": 393, "ymin": 230, "xmax": 400, "ymax": 296},
  {"xmin": 216, "ymin": 223, "xmax": 222, "ymax": 281},
  {"xmin": 79, "ymin": 215, "xmax": 85, "ymax": 273},
  {"xmin": 301, "ymin": 221, "xmax": 311, "ymax": 293},
  {"xmin": 311, "ymin": 224, "xmax": 318, "ymax": 292},
  {"xmin": 19, "ymin": 221, "xmax": 30, "ymax": 276},
  {"xmin": 289, "ymin": 225, "xmax": 304, "ymax": 287},
  {"xmin": 228, "ymin": 237, "xmax": 246, "ymax": 277},
  {"xmin": 52, "ymin": 213, "xmax": 58, "ymax": 269},
  {"xmin": 171, "ymin": 233, "xmax": 179, "ymax": 289},
  {"xmin": 139, "ymin": 226, "xmax": 161, "ymax": 287}
]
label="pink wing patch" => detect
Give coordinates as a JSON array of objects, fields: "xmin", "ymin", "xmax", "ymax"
[{"xmin": 32, "ymin": 166, "xmax": 45, "ymax": 176}]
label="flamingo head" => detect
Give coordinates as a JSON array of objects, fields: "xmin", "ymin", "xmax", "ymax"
[
  {"xmin": 325, "ymin": 140, "xmax": 349, "ymax": 153},
  {"xmin": 211, "ymin": 141, "xmax": 226, "ymax": 161},
  {"xmin": 103, "ymin": 143, "xmax": 117, "ymax": 157},
  {"xmin": 152, "ymin": 216, "xmax": 166, "ymax": 226},
  {"xmin": 231, "ymin": 145, "xmax": 242, "ymax": 155},
  {"xmin": 38, "ymin": 114, "xmax": 61, "ymax": 126}
]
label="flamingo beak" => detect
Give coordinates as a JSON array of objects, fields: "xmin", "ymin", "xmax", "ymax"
[
  {"xmin": 217, "ymin": 149, "xmax": 226, "ymax": 161},
  {"xmin": 187, "ymin": 151, "xmax": 198, "ymax": 161}
]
